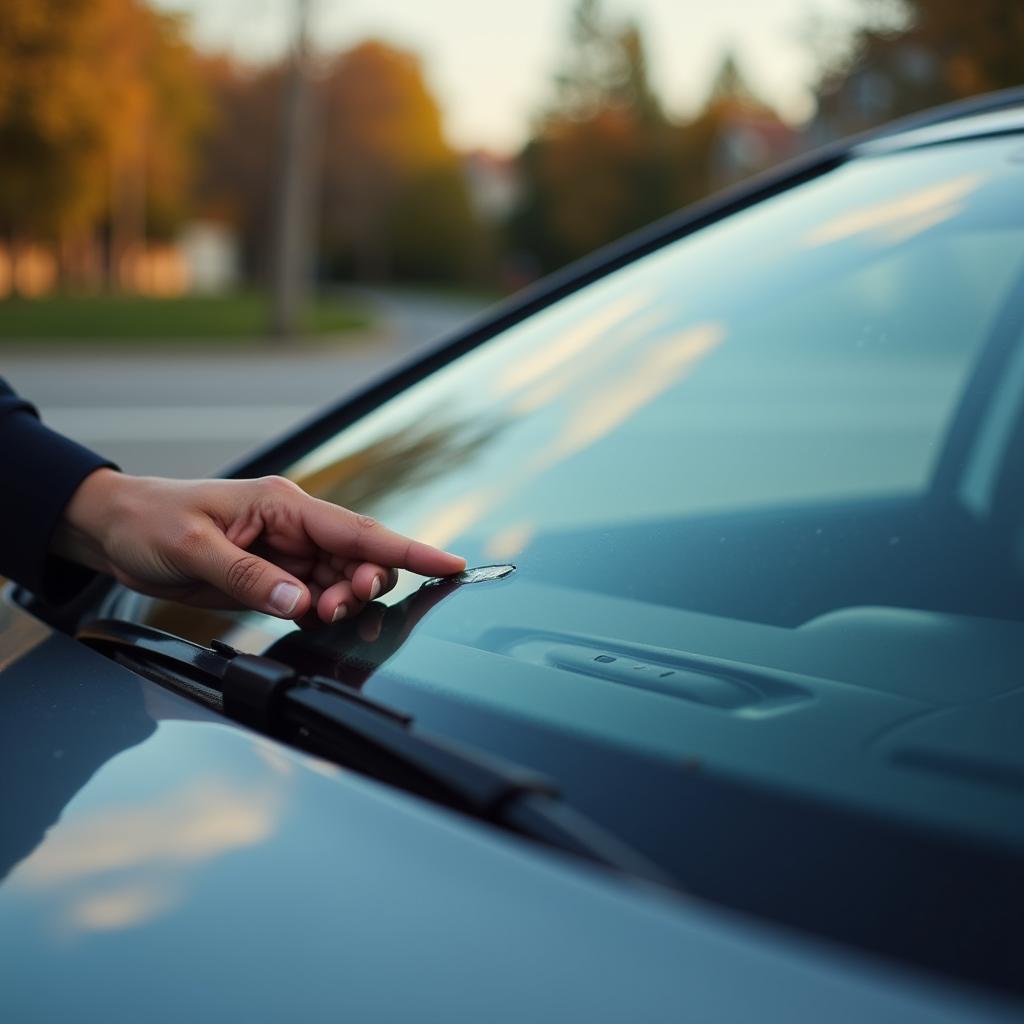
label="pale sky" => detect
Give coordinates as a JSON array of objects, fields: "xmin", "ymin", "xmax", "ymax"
[{"xmin": 155, "ymin": 0, "xmax": 864, "ymax": 154}]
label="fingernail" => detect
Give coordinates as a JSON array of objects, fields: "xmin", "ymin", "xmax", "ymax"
[
  {"xmin": 331, "ymin": 604, "xmax": 348, "ymax": 623},
  {"xmin": 269, "ymin": 582, "xmax": 302, "ymax": 616},
  {"xmin": 369, "ymin": 576, "xmax": 381, "ymax": 600}
]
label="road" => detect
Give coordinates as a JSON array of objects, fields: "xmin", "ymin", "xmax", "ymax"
[{"xmin": 3, "ymin": 288, "xmax": 490, "ymax": 477}]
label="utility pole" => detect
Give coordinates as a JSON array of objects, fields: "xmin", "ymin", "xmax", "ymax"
[{"xmin": 269, "ymin": 0, "xmax": 314, "ymax": 340}]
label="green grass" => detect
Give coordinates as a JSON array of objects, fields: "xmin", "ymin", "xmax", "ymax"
[
  {"xmin": 0, "ymin": 292, "xmax": 373, "ymax": 344},
  {"xmin": 394, "ymin": 281, "xmax": 508, "ymax": 305}
]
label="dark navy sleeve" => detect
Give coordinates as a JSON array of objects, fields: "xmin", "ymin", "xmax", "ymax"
[{"xmin": 0, "ymin": 377, "xmax": 117, "ymax": 603}]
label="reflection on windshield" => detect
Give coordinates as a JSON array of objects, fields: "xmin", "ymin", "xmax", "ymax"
[
  {"xmin": 484, "ymin": 522, "xmax": 534, "ymax": 562},
  {"xmin": 299, "ymin": 405, "xmax": 507, "ymax": 513},
  {"xmin": 135, "ymin": 137, "xmax": 1024, "ymax": 641},
  {"xmin": 496, "ymin": 290, "xmax": 652, "ymax": 395},
  {"xmin": 538, "ymin": 322, "xmax": 723, "ymax": 467},
  {"xmin": 406, "ymin": 323, "xmax": 723, "ymax": 549},
  {"xmin": 803, "ymin": 173, "xmax": 984, "ymax": 247},
  {"xmin": 280, "ymin": 143, "xmax": 1023, "ymax": 585},
  {"xmin": 262, "ymin": 579, "xmax": 457, "ymax": 688}
]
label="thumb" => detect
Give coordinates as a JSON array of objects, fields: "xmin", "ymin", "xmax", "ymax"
[{"xmin": 196, "ymin": 531, "xmax": 310, "ymax": 619}]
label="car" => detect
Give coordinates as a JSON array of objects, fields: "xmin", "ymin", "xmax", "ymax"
[{"xmin": 3, "ymin": 88, "xmax": 1024, "ymax": 1023}]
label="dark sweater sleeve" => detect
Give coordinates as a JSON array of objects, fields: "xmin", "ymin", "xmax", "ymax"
[{"xmin": 0, "ymin": 378, "xmax": 117, "ymax": 603}]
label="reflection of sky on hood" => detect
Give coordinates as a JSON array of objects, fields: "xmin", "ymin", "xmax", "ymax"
[{"xmin": 4, "ymin": 723, "xmax": 297, "ymax": 936}]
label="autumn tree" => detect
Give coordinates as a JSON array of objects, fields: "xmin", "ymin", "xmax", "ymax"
[
  {"xmin": 194, "ymin": 56, "xmax": 285, "ymax": 282},
  {"xmin": 196, "ymin": 42, "xmax": 486, "ymax": 289},
  {"xmin": 0, "ymin": 2, "xmax": 109, "ymax": 248},
  {"xmin": 509, "ymin": 0, "xmax": 679, "ymax": 273},
  {"xmin": 675, "ymin": 53, "xmax": 796, "ymax": 199},
  {"xmin": 814, "ymin": 0, "xmax": 1024, "ymax": 135},
  {"xmin": 0, "ymin": 0, "xmax": 207, "ymax": 292},
  {"xmin": 318, "ymin": 41, "xmax": 484, "ymax": 283},
  {"xmin": 135, "ymin": 9, "xmax": 209, "ymax": 241}
]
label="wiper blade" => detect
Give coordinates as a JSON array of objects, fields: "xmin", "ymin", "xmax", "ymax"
[{"xmin": 77, "ymin": 619, "xmax": 669, "ymax": 886}]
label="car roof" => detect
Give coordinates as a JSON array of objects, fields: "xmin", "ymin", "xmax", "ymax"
[{"xmin": 856, "ymin": 86, "xmax": 1024, "ymax": 155}]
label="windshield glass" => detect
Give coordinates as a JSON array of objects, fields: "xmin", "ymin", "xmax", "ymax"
[
  {"xmin": 143, "ymin": 134, "xmax": 1024, "ymax": 852},
  {"xmin": 130, "ymin": 132, "xmax": 1024, "ymax": 989},
  {"xmin": 293, "ymin": 137, "xmax": 1023, "ymax": 603}
]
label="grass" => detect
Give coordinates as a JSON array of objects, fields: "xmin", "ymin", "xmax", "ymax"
[
  {"xmin": 0, "ymin": 292, "xmax": 373, "ymax": 344},
  {"xmin": 393, "ymin": 281, "xmax": 508, "ymax": 305}
]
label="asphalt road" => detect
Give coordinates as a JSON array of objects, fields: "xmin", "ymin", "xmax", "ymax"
[{"xmin": 3, "ymin": 288, "xmax": 490, "ymax": 478}]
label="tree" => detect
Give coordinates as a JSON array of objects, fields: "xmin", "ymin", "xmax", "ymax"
[
  {"xmin": 508, "ymin": 0, "xmax": 678, "ymax": 272},
  {"xmin": 676, "ymin": 52, "xmax": 796, "ymax": 197},
  {"xmin": 318, "ymin": 40, "xmax": 482, "ymax": 283},
  {"xmin": 193, "ymin": 57, "xmax": 285, "ymax": 283},
  {"xmin": 197, "ymin": 41, "xmax": 486, "ymax": 290},
  {"xmin": 139, "ymin": 10, "xmax": 211, "ymax": 241},
  {"xmin": 0, "ymin": 0, "xmax": 207, "ymax": 292},
  {"xmin": 813, "ymin": 0, "xmax": 1024, "ymax": 136},
  {"xmin": 0, "ymin": 1, "xmax": 113, "ymax": 246}
]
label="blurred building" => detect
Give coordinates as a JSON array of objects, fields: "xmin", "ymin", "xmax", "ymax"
[
  {"xmin": 461, "ymin": 150, "xmax": 521, "ymax": 223},
  {"xmin": 701, "ymin": 54, "xmax": 800, "ymax": 189},
  {"xmin": 0, "ymin": 220, "xmax": 240, "ymax": 299},
  {"xmin": 709, "ymin": 108, "xmax": 799, "ymax": 187},
  {"xmin": 807, "ymin": 41, "xmax": 943, "ymax": 146},
  {"xmin": 0, "ymin": 246, "xmax": 57, "ymax": 298},
  {"xmin": 178, "ymin": 221, "xmax": 241, "ymax": 294}
]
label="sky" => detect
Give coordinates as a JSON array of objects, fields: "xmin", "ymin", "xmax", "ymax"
[{"xmin": 154, "ymin": 0, "xmax": 865, "ymax": 154}]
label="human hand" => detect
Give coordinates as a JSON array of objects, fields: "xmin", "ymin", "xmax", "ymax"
[{"xmin": 54, "ymin": 469, "xmax": 465, "ymax": 623}]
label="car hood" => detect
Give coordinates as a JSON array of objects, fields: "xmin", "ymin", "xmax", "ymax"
[{"xmin": 0, "ymin": 599, "xmax": 1017, "ymax": 1024}]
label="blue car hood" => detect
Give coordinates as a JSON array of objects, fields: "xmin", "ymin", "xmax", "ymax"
[{"xmin": 0, "ymin": 599, "xmax": 1016, "ymax": 1024}]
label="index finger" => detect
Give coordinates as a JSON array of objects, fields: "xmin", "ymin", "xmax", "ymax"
[{"xmin": 304, "ymin": 498, "xmax": 467, "ymax": 578}]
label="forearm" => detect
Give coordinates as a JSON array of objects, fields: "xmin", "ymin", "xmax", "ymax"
[{"xmin": 0, "ymin": 379, "xmax": 117, "ymax": 602}]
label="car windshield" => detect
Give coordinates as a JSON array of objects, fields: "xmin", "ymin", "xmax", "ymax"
[
  {"xmin": 143, "ymin": 133, "xmax": 1024, "ymax": 851},
  {"xmin": 125, "ymin": 130, "xmax": 1024, "ymax": 991},
  {"xmin": 291, "ymin": 135, "xmax": 1023, "ymax": 604}
]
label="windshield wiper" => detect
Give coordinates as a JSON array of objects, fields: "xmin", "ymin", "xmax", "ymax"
[{"xmin": 77, "ymin": 619, "xmax": 669, "ymax": 886}]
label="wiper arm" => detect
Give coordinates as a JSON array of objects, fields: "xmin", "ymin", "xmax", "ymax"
[{"xmin": 77, "ymin": 619, "xmax": 669, "ymax": 886}]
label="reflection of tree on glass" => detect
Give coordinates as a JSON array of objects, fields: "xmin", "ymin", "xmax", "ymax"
[{"xmin": 294, "ymin": 405, "xmax": 507, "ymax": 514}]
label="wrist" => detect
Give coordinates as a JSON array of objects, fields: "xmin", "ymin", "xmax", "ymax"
[{"xmin": 53, "ymin": 467, "xmax": 130, "ymax": 575}]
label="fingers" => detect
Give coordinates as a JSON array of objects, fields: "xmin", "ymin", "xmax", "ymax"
[
  {"xmin": 350, "ymin": 563, "xmax": 398, "ymax": 603},
  {"xmin": 315, "ymin": 565, "xmax": 398, "ymax": 624},
  {"xmin": 181, "ymin": 527, "xmax": 311, "ymax": 620},
  {"xmin": 179, "ymin": 477, "xmax": 463, "ymax": 621},
  {"xmin": 317, "ymin": 579, "xmax": 357, "ymax": 624},
  {"xmin": 303, "ymin": 499, "xmax": 466, "ymax": 578}
]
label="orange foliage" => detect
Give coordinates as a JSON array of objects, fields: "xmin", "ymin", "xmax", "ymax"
[
  {"xmin": 0, "ymin": 0, "xmax": 207, "ymax": 265},
  {"xmin": 318, "ymin": 40, "xmax": 479, "ymax": 281}
]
